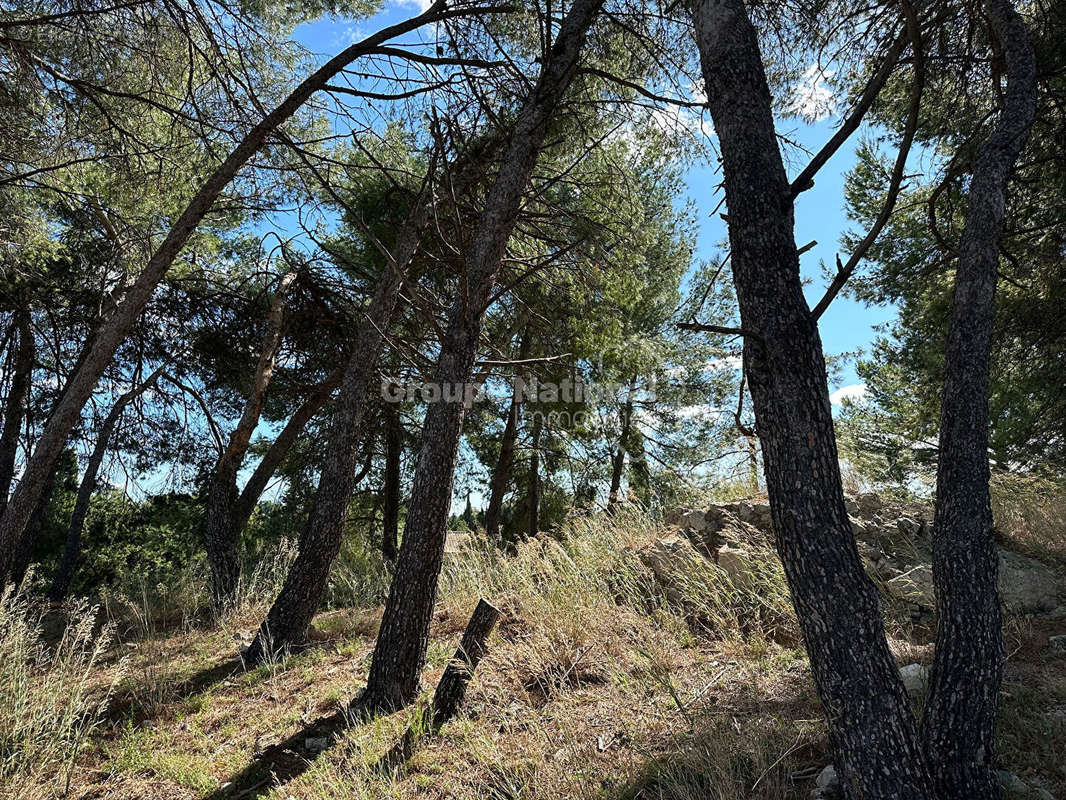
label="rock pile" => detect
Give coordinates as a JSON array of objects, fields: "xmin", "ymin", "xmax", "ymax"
[{"xmin": 664, "ymin": 492, "xmax": 1064, "ymax": 619}]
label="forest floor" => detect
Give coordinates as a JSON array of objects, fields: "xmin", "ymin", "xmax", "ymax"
[{"xmin": 7, "ymin": 503, "xmax": 1066, "ymax": 800}]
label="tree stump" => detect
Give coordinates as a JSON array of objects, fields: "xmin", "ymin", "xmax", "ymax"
[
  {"xmin": 429, "ymin": 598, "xmax": 502, "ymax": 730},
  {"xmin": 376, "ymin": 598, "xmax": 501, "ymax": 773}
]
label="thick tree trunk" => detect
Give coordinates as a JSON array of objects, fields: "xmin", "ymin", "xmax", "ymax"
[
  {"xmin": 381, "ymin": 396, "xmax": 402, "ymax": 562},
  {"xmin": 48, "ymin": 367, "xmax": 163, "ymax": 600},
  {"xmin": 203, "ymin": 271, "xmax": 297, "ymax": 610},
  {"xmin": 527, "ymin": 411, "xmax": 541, "ymax": 538},
  {"xmin": 692, "ymin": 1, "xmax": 933, "ymax": 797},
  {"xmin": 920, "ymin": 1, "xmax": 1037, "ymax": 796},
  {"xmin": 231, "ymin": 366, "xmax": 343, "ymax": 535},
  {"xmin": 243, "ymin": 204, "xmax": 431, "ymax": 665},
  {"xmin": 0, "ymin": 306, "xmax": 34, "ymax": 510},
  {"xmin": 11, "ymin": 468, "xmax": 55, "ymax": 588},
  {"xmin": 0, "ymin": 2, "xmax": 483, "ymax": 584},
  {"xmin": 359, "ymin": 0, "xmax": 603, "ymax": 714}
]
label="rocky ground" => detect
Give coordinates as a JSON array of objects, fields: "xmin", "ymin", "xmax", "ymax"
[{"xmin": 655, "ymin": 493, "xmax": 1066, "ymax": 798}]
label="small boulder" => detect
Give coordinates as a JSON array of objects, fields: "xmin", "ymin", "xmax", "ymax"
[
  {"xmin": 639, "ymin": 535, "xmax": 701, "ymax": 604},
  {"xmin": 896, "ymin": 517, "xmax": 922, "ymax": 537},
  {"xmin": 716, "ymin": 545, "xmax": 754, "ymax": 589},
  {"xmin": 857, "ymin": 492, "xmax": 883, "ymax": 517},
  {"xmin": 810, "ymin": 765, "xmax": 840, "ymax": 799},
  {"xmin": 998, "ymin": 550, "xmax": 1061, "ymax": 613},
  {"xmin": 898, "ymin": 663, "xmax": 929, "ymax": 698},
  {"xmin": 1049, "ymin": 634, "xmax": 1066, "ymax": 654},
  {"xmin": 886, "ymin": 565, "xmax": 935, "ymax": 608},
  {"xmin": 678, "ymin": 509, "xmax": 708, "ymax": 531}
]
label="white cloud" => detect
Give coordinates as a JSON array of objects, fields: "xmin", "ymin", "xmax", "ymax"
[
  {"xmin": 391, "ymin": 0, "xmax": 432, "ymax": 11},
  {"xmin": 830, "ymin": 384, "xmax": 867, "ymax": 406},
  {"xmin": 787, "ymin": 64, "xmax": 836, "ymax": 122}
]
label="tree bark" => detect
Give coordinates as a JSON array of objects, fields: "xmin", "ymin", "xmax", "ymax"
[
  {"xmin": 48, "ymin": 366, "xmax": 163, "ymax": 600},
  {"xmin": 11, "ymin": 467, "xmax": 55, "ymax": 588},
  {"xmin": 231, "ymin": 366, "xmax": 343, "ymax": 536},
  {"xmin": 484, "ymin": 331, "xmax": 531, "ymax": 539},
  {"xmin": 428, "ymin": 598, "xmax": 501, "ymax": 727},
  {"xmin": 484, "ymin": 398, "xmax": 518, "ymax": 539},
  {"xmin": 203, "ymin": 271, "xmax": 297, "ymax": 610},
  {"xmin": 606, "ymin": 380, "xmax": 635, "ymax": 514},
  {"xmin": 243, "ymin": 202, "xmax": 431, "ymax": 665},
  {"xmin": 920, "ymin": 1, "xmax": 1037, "ymax": 796},
  {"xmin": 692, "ymin": 1, "xmax": 933, "ymax": 797},
  {"xmin": 0, "ymin": 305, "xmax": 34, "ymax": 511},
  {"xmin": 374, "ymin": 598, "xmax": 501, "ymax": 772},
  {"xmin": 359, "ymin": 0, "xmax": 604, "ymax": 714},
  {"xmin": 527, "ymin": 411, "xmax": 542, "ymax": 538},
  {"xmin": 0, "ymin": 1, "xmax": 492, "ymax": 585},
  {"xmin": 381, "ymin": 395, "xmax": 402, "ymax": 562}
]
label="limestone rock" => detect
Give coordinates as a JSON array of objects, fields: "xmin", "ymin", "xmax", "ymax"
[
  {"xmin": 998, "ymin": 550, "xmax": 1061, "ymax": 612},
  {"xmin": 886, "ymin": 565, "xmax": 935, "ymax": 608},
  {"xmin": 716, "ymin": 545, "xmax": 754, "ymax": 588},
  {"xmin": 898, "ymin": 663, "xmax": 928, "ymax": 698},
  {"xmin": 810, "ymin": 765, "xmax": 839, "ymax": 799},
  {"xmin": 856, "ymin": 492, "xmax": 883, "ymax": 517}
]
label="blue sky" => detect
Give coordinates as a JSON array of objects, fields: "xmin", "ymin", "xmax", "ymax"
[{"xmin": 290, "ymin": 4, "xmax": 894, "ymax": 402}]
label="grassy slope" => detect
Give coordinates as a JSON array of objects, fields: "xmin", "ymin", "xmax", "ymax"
[{"xmin": 4, "ymin": 505, "xmax": 1065, "ymax": 800}]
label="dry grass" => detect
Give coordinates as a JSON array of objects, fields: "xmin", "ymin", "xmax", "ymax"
[{"xmin": 2, "ymin": 503, "xmax": 1064, "ymax": 800}]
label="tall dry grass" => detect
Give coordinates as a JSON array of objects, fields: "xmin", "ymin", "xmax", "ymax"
[{"xmin": 0, "ymin": 585, "xmax": 126, "ymax": 798}]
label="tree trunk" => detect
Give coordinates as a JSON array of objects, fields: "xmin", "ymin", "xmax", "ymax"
[
  {"xmin": 48, "ymin": 366, "xmax": 163, "ymax": 601},
  {"xmin": 243, "ymin": 202, "xmax": 431, "ymax": 665},
  {"xmin": 0, "ymin": 305, "xmax": 34, "ymax": 511},
  {"xmin": 231, "ymin": 366, "xmax": 343, "ymax": 535},
  {"xmin": 203, "ymin": 271, "xmax": 297, "ymax": 610},
  {"xmin": 11, "ymin": 467, "xmax": 56, "ymax": 588},
  {"xmin": 0, "ymin": 2, "xmax": 483, "ymax": 584},
  {"xmin": 359, "ymin": 0, "xmax": 603, "ymax": 714},
  {"xmin": 527, "ymin": 411, "xmax": 542, "ymax": 538},
  {"xmin": 692, "ymin": 1, "xmax": 933, "ymax": 797},
  {"xmin": 606, "ymin": 381, "xmax": 635, "ymax": 514},
  {"xmin": 920, "ymin": 1, "xmax": 1037, "ymax": 796},
  {"xmin": 484, "ymin": 331, "xmax": 531, "ymax": 539},
  {"xmin": 484, "ymin": 398, "xmax": 518, "ymax": 539},
  {"xmin": 375, "ymin": 598, "xmax": 502, "ymax": 772},
  {"xmin": 381, "ymin": 395, "xmax": 402, "ymax": 562}
]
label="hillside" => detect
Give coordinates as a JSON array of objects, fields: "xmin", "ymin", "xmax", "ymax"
[{"xmin": 4, "ymin": 496, "xmax": 1065, "ymax": 800}]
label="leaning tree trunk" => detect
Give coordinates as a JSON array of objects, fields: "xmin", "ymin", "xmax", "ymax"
[
  {"xmin": 11, "ymin": 468, "xmax": 56, "ymax": 589},
  {"xmin": 381, "ymin": 396, "xmax": 402, "ymax": 562},
  {"xmin": 920, "ymin": 1, "xmax": 1037, "ymax": 796},
  {"xmin": 692, "ymin": 1, "xmax": 933, "ymax": 797},
  {"xmin": 203, "ymin": 271, "xmax": 297, "ymax": 610},
  {"xmin": 359, "ymin": 0, "xmax": 604, "ymax": 714},
  {"xmin": 0, "ymin": 305, "xmax": 34, "ymax": 511},
  {"xmin": 243, "ymin": 204, "xmax": 431, "ymax": 665},
  {"xmin": 48, "ymin": 366, "xmax": 164, "ymax": 600},
  {"xmin": 0, "ymin": 1, "xmax": 484, "ymax": 585},
  {"xmin": 230, "ymin": 366, "xmax": 343, "ymax": 537}
]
